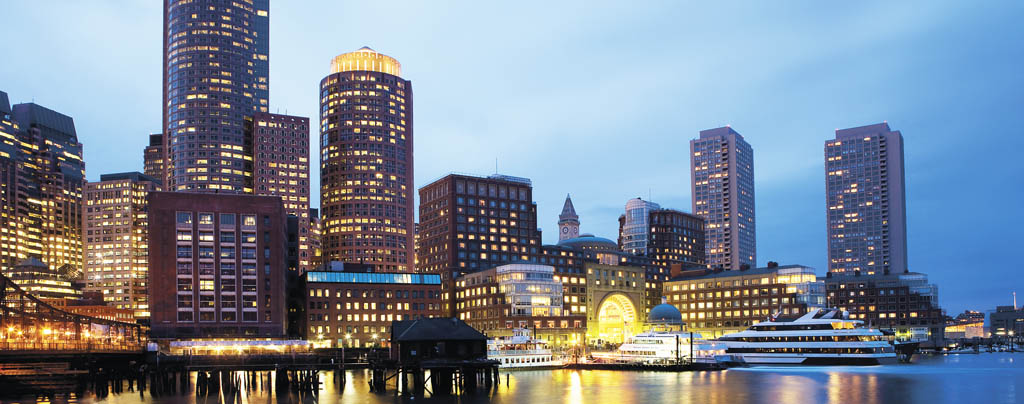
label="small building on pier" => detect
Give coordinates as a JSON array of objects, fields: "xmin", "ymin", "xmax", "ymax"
[{"xmin": 391, "ymin": 317, "xmax": 487, "ymax": 362}]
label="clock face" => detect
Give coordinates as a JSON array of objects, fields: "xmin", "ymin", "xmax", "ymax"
[{"xmin": 562, "ymin": 227, "xmax": 569, "ymax": 234}]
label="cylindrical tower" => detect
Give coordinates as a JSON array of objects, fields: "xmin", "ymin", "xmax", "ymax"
[
  {"xmin": 162, "ymin": 0, "xmax": 270, "ymax": 192},
  {"xmin": 319, "ymin": 47, "xmax": 414, "ymax": 272}
]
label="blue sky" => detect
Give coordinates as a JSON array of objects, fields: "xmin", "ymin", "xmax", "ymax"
[{"xmin": 1, "ymin": 1, "xmax": 1022, "ymax": 314}]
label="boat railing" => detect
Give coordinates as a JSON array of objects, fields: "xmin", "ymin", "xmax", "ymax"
[{"xmin": 488, "ymin": 349, "xmax": 551, "ymax": 356}]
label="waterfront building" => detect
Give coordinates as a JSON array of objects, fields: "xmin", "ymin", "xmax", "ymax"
[
  {"xmin": 83, "ymin": 172, "xmax": 162, "ymax": 320},
  {"xmin": 945, "ymin": 310, "xmax": 987, "ymax": 339},
  {"xmin": 647, "ymin": 208, "xmax": 706, "ymax": 279},
  {"xmin": 162, "ymin": 0, "xmax": 269, "ymax": 193},
  {"xmin": 147, "ymin": 192, "xmax": 286, "ymax": 338},
  {"xmin": 250, "ymin": 112, "xmax": 312, "ymax": 273},
  {"xmin": 990, "ymin": 306, "xmax": 1024, "ymax": 338},
  {"xmin": 690, "ymin": 126, "xmax": 755, "ymax": 270},
  {"xmin": 0, "ymin": 92, "xmax": 85, "ymax": 277},
  {"xmin": 663, "ymin": 264, "xmax": 825, "ymax": 338},
  {"xmin": 822, "ymin": 271, "xmax": 944, "ymax": 343},
  {"xmin": 303, "ymin": 262, "xmax": 442, "ymax": 348},
  {"xmin": 455, "ymin": 262, "xmax": 584, "ymax": 345},
  {"xmin": 825, "ymin": 123, "xmax": 908, "ymax": 274},
  {"xmin": 618, "ymin": 198, "xmax": 660, "ymax": 256},
  {"xmin": 319, "ymin": 47, "xmax": 414, "ymax": 273},
  {"xmin": 143, "ymin": 133, "xmax": 165, "ymax": 182},
  {"xmin": 46, "ymin": 296, "xmax": 137, "ymax": 323},
  {"xmin": 418, "ymin": 173, "xmax": 541, "ymax": 315},
  {"xmin": 557, "ymin": 194, "xmax": 580, "ymax": 242},
  {"xmin": 7, "ymin": 258, "xmax": 81, "ymax": 300}
]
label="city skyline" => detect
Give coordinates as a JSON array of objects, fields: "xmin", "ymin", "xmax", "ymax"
[{"xmin": 2, "ymin": 2, "xmax": 1022, "ymax": 314}]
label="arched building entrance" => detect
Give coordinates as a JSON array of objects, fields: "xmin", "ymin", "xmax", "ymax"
[{"xmin": 594, "ymin": 293, "xmax": 638, "ymax": 345}]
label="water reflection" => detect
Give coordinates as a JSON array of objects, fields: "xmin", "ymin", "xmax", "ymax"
[{"xmin": 3, "ymin": 354, "xmax": 1022, "ymax": 404}]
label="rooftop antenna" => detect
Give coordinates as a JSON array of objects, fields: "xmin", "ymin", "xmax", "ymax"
[
  {"xmin": 1015, "ymin": 291, "xmax": 1018, "ymax": 310},
  {"xmin": 495, "ymin": 157, "xmax": 498, "ymax": 175}
]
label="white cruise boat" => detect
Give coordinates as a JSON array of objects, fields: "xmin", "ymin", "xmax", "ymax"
[
  {"xmin": 487, "ymin": 329, "xmax": 564, "ymax": 369},
  {"xmin": 593, "ymin": 331, "xmax": 725, "ymax": 364},
  {"xmin": 716, "ymin": 308, "xmax": 897, "ymax": 366}
]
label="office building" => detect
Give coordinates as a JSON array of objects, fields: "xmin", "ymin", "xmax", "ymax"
[
  {"xmin": 319, "ymin": 47, "xmax": 414, "ymax": 272},
  {"xmin": 162, "ymin": 0, "xmax": 270, "ymax": 192},
  {"xmin": 83, "ymin": 172, "xmax": 162, "ymax": 320},
  {"xmin": 663, "ymin": 264, "xmax": 825, "ymax": 338},
  {"xmin": 825, "ymin": 123, "xmax": 908, "ymax": 274},
  {"xmin": 6, "ymin": 257, "xmax": 82, "ymax": 300},
  {"xmin": 148, "ymin": 192, "xmax": 286, "ymax": 338},
  {"xmin": 303, "ymin": 263, "xmax": 442, "ymax": 348},
  {"xmin": 143, "ymin": 133, "xmax": 165, "ymax": 181},
  {"xmin": 618, "ymin": 198, "xmax": 660, "ymax": 255},
  {"xmin": 990, "ymin": 306, "xmax": 1024, "ymax": 338},
  {"xmin": 690, "ymin": 126, "xmax": 755, "ymax": 270},
  {"xmin": 647, "ymin": 208, "xmax": 706, "ymax": 278},
  {"xmin": 823, "ymin": 271, "xmax": 944, "ymax": 343}
]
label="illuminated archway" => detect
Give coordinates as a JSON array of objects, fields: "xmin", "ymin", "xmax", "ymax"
[{"xmin": 595, "ymin": 293, "xmax": 638, "ymax": 345}]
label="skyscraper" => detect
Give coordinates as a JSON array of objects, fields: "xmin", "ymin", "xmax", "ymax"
[
  {"xmin": 825, "ymin": 123, "xmax": 908, "ymax": 274},
  {"xmin": 250, "ymin": 112, "xmax": 312, "ymax": 272},
  {"xmin": 162, "ymin": 0, "xmax": 269, "ymax": 193},
  {"xmin": 0, "ymin": 90, "xmax": 85, "ymax": 277},
  {"xmin": 557, "ymin": 194, "xmax": 579, "ymax": 242},
  {"xmin": 618, "ymin": 198, "xmax": 660, "ymax": 255},
  {"xmin": 84, "ymin": 172, "xmax": 162, "ymax": 320},
  {"xmin": 690, "ymin": 126, "xmax": 755, "ymax": 270},
  {"xmin": 319, "ymin": 47, "xmax": 414, "ymax": 272},
  {"xmin": 143, "ymin": 133, "xmax": 165, "ymax": 181}
]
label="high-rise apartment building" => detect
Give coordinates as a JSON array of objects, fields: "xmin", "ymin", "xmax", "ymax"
[
  {"xmin": 162, "ymin": 0, "xmax": 269, "ymax": 193},
  {"xmin": 84, "ymin": 172, "xmax": 162, "ymax": 320},
  {"xmin": 825, "ymin": 123, "xmax": 908, "ymax": 274},
  {"xmin": 319, "ymin": 47, "xmax": 414, "ymax": 272},
  {"xmin": 250, "ymin": 112, "xmax": 312, "ymax": 272},
  {"xmin": 618, "ymin": 198, "xmax": 660, "ymax": 255},
  {"xmin": 418, "ymin": 174, "xmax": 541, "ymax": 315},
  {"xmin": 647, "ymin": 208, "xmax": 706, "ymax": 275},
  {"xmin": 0, "ymin": 91, "xmax": 85, "ymax": 277},
  {"xmin": 148, "ymin": 192, "xmax": 286, "ymax": 338},
  {"xmin": 144, "ymin": 133, "xmax": 165, "ymax": 181},
  {"xmin": 690, "ymin": 127, "xmax": 755, "ymax": 270}
]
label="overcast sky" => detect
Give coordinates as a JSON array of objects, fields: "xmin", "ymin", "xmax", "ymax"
[{"xmin": 2, "ymin": 1, "xmax": 1022, "ymax": 314}]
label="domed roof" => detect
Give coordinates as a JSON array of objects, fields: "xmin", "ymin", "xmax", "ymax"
[
  {"xmin": 648, "ymin": 300, "xmax": 683, "ymax": 325},
  {"xmin": 556, "ymin": 234, "xmax": 618, "ymax": 251}
]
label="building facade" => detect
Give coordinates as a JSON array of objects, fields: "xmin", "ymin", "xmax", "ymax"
[
  {"xmin": 250, "ymin": 112, "xmax": 312, "ymax": 272},
  {"xmin": 84, "ymin": 172, "xmax": 162, "ymax": 320},
  {"xmin": 990, "ymin": 306, "xmax": 1024, "ymax": 338},
  {"xmin": 148, "ymin": 192, "xmax": 286, "ymax": 338},
  {"xmin": 825, "ymin": 123, "xmax": 908, "ymax": 274},
  {"xmin": 0, "ymin": 92, "xmax": 85, "ymax": 278},
  {"xmin": 647, "ymin": 208, "xmax": 706, "ymax": 277},
  {"xmin": 319, "ymin": 47, "xmax": 414, "ymax": 273},
  {"xmin": 945, "ymin": 310, "xmax": 986, "ymax": 339},
  {"xmin": 456, "ymin": 263, "xmax": 584, "ymax": 345},
  {"xmin": 557, "ymin": 194, "xmax": 579, "ymax": 242},
  {"xmin": 303, "ymin": 268, "xmax": 441, "ymax": 348},
  {"xmin": 162, "ymin": 0, "xmax": 270, "ymax": 193},
  {"xmin": 618, "ymin": 198, "xmax": 660, "ymax": 256},
  {"xmin": 823, "ymin": 271, "xmax": 943, "ymax": 343},
  {"xmin": 417, "ymin": 173, "xmax": 541, "ymax": 315},
  {"xmin": 663, "ymin": 265, "xmax": 825, "ymax": 338},
  {"xmin": 690, "ymin": 126, "xmax": 755, "ymax": 270},
  {"xmin": 6, "ymin": 258, "xmax": 81, "ymax": 300},
  {"xmin": 144, "ymin": 133, "xmax": 165, "ymax": 182}
]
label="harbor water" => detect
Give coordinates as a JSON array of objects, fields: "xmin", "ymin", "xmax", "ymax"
[{"xmin": 9, "ymin": 353, "xmax": 1022, "ymax": 404}]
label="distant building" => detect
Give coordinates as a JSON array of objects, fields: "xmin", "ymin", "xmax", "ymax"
[
  {"xmin": 320, "ymin": 47, "xmax": 414, "ymax": 273},
  {"xmin": 0, "ymin": 92, "xmax": 85, "ymax": 278},
  {"xmin": 455, "ymin": 262, "xmax": 584, "ymax": 344},
  {"xmin": 303, "ymin": 263, "xmax": 442, "ymax": 347},
  {"xmin": 690, "ymin": 126, "xmax": 756, "ymax": 270},
  {"xmin": 418, "ymin": 173, "xmax": 541, "ymax": 315},
  {"xmin": 147, "ymin": 192, "xmax": 287, "ymax": 339},
  {"xmin": 823, "ymin": 271, "xmax": 944, "ymax": 343},
  {"xmin": 557, "ymin": 194, "xmax": 580, "ymax": 242},
  {"xmin": 663, "ymin": 264, "xmax": 825, "ymax": 338},
  {"xmin": 7, "ymin": 258, "xmax": 81, "ymax": 300},
  {"xmin": 945, "ymin": 310, "xmax": 986, "ymax": 339},
  {"xmin": 990, "ymin": 306, "xmax": 1024, "ymax": 338},
  {"xmin": 83, "ymin": 172, "xmax": 162, "ymax": 320},
  {"xmin": 825, "ymin": 123, "xmax": 908, "ymax": 274},
  {"xmin": 647, "ymin": 208, "xmax": 706, "ymax": 279},
  {"xmin": 618, "ymin": 198, "xmax": 660, "ymax": 256},
  {"xmin": 143, "ymin": 133, "xmax": 165, "ymax": 182}
]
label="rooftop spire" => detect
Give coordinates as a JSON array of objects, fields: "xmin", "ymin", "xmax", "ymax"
[{"xmin": 559, "ymin": 194, "xmax": 578, "ymax": 222}]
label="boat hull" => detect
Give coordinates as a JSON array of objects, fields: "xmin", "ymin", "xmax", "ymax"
[{"xmin": 731, "ymin": 354, "xmax": 898, "ymax": 366}]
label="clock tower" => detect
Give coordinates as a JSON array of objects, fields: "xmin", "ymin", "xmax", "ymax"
[{"xmin": 558, "ymin": 194, "xmax": 580, "ymax": 241}]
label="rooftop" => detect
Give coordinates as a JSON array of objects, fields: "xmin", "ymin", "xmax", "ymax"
[
  {"xmin": 330, "ymin": 46, "xmax": 402, "ymax": 76},
  {"xmin": 835, "ymin": 122, "xmax": 895, "ymax": 139},
  {"xmin": 668, "ymin": 264, "xmax": 813, "ymax": 282},
  {"xmin": 698, "ymin": 126, "xmax": 742, "ymax": 140},
  {"xmin": 392, "ymin": 318, "xmax": 486, "ymax": 342}
]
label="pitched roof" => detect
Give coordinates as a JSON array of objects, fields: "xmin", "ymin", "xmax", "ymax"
[
  {"xmin": 392, "ymin": 318, "xmax": 487, "ymax": 342},
  {"xmin": 559, "ymin": 194, "xmax": 578, "ymax": 220}
]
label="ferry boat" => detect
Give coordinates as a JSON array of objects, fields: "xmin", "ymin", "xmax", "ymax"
[
  {"xmin": 716, "ymin": 308, "xmax": 897, "ymax": 366},
  {"xmin": 593, "ymin": 331, "xmax": 725, "ymax": 364},
  {"xmin": 487, "ymin": 329, "xmax": 564, "ymax": 369}
]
